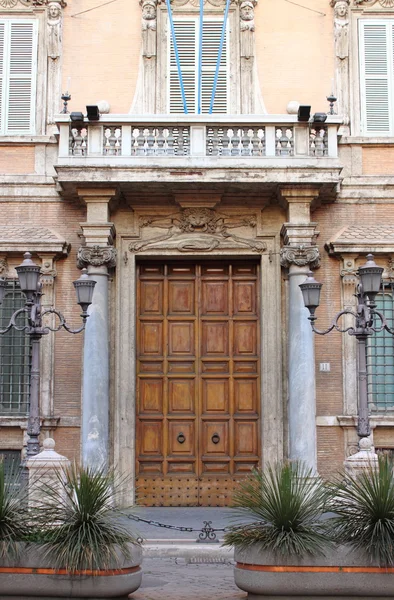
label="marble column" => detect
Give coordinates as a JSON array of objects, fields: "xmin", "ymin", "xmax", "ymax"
[
  {"xmin": 282, "ymin": 249, "xmax": 320, "ymax": 472},
  {"xmin": 77, "ymin": 246, "xmax": 116, "ymax": 470}
]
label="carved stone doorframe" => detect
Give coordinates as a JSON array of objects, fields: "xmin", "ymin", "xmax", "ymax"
[{"xmin": 113, "ymin": 233, "xmax": 283, "ymax": 505}]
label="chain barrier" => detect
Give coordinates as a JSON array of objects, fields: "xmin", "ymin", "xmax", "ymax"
[{"xmin": 123, "ymin": 512, "xmax": 230, "ymax": 543}]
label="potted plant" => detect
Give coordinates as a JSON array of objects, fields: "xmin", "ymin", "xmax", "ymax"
[
  {"xmin": 225, "ymin": 460, "xmax": 394, "ymax": 597},
  {"xmin": 0, "ymin": 461, "xmax": 142, "ymax": 598}
]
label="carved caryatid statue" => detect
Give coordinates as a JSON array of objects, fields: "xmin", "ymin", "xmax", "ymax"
[
  {"xmin": 46, "ymin": 0, "xmax": 66, "ymax": 127},
  {"xmin": 47, "ymin": 1, "xmax": 62, "ymax": 59},
  {"xmin": 333, "ymin": 0, "xmax": 349, "ymax": 59},
  {"xmin": 141, "ymin": 0, "xmax": 158, "ymax": 31},
  {"xmin": 239, "ymin": 0, "xmax": 256, "ymax": 31},
  {"xmin": 330, "ymin": 0, "xmax": 350, "ymax": 127}
]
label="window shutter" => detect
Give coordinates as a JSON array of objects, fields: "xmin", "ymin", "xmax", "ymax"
[
  {"xmin": 7, "ymin": 21, "xmax": 37, "ymax": 134},
  {"xmin": 0, "ymin": 20, "xmax": 37, "ymax": 135},
  {"xmin": 169, "ymin": 17, "xmax": 228, "ymax": 114},
  {"xmin": 169, "ymin": 20, "xmax": 196, "ymax": 113},
  {"xmin": 360, "ymin": 21, "xmax": 394, "ymax": 135},
  {"xmin": 201, "ymin": 20, "xmax": 228, "ymax": 114},
  {"xmin": 0, "ymin": 23, "xmax": 4, "ymax": 134}
]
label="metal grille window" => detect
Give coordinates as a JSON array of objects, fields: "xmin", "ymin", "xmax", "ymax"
[
  {"xmin": 0, "ymin": 281, "xmax": 30, "ymax": 415},
  {"xmin": 367, "ymin": 284, "xmax": 394, "ymax": 412}
]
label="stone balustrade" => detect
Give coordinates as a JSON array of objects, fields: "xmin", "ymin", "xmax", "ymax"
[{"xmin": 58, "ymin": 115, "xmax": 340, "ymax": 161}]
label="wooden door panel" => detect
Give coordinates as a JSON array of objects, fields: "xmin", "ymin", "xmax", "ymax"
[
  {"xmin": 202, "ymin": 379, "xmax": 230, "ymax": 414},
  {"xmin": 201, "ymin": 322, "xmax": 229, "ymax": 356},
  {"xmin": 139, "ymin": 421, "xmax": 163, "ymax": 458},
  {"xmin": 233, "ymin": 321, "xmax": 257, "ymax": 355},
  {"xmin": 139, "ymin": 379, "xmax": 163, "ymax": 414},
  {"xmin": 140, "ymin": 322, "xmax": 163, "ymax": 356},
  {"xmin": 168, "ymin": 421, "xmax": 195, "ymax": 456},
  {"xmin": 168, "ymin": 281, "xmax": 195, "ymax": 314},
  {"xmin": 234, "ymin": 421, "xmax": 259, "ymax": 456},
  {"xmin": 201, "ymin": 281, "xmax": 229, "ymax": 315},
  {"xmin": 202, "ymin": 421, "xmax": 229, "ymax": 456},
  {"xmin": 140, "ymin": 281, "xmax": 164, "ymax": 315},
  {"xmin": 234, "ymin": 379, "xmax": 258, "ymax": 414},
  {"xmin": 136, "ymin": 261, "xmax": 260, "ymax": 506},
  {"xmin": 233, "ymin": 281, "xmax": 256, "ymax": 315},
  {"xmin": 168, "ymin": 379, "xmax": 195, "ymax": 413},
  {"xmin": 168, "ymin": 322, "xmax": 195, "ymax": 355}
]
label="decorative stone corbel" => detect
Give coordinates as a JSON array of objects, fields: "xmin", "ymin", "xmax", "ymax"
[
  {"xmin": 0, "ymin": 258, "xmax": 9, "ymax": 278},
  {"xmin": 77, "ymin": 245, "xmax": 117, "ymax": 269}
]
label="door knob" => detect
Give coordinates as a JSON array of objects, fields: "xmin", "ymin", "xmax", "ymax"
[
  {"xmin": 177, "ymin": 432, "xmax": 186, "ymax": 444},
  {"xmin": 211, "ymin": 433, "xmax": 220, "ymax": 445}
]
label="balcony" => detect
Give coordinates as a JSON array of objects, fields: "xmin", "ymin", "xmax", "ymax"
[{"xmin": 55, "ymin": 114, "xmax": 343, "ymax": 197}]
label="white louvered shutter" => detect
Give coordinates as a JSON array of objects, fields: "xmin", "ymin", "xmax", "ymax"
[
  {"xmin": 201, "ymin": 20, "xmax": 228, "ymax": 114},
  {"xmin": 169, "ymin": 17, "xmax": 228, "ymax": 114},
  {"xmin": 0, "ymin": 23, "xmax": 5, "ymax": 134},
  {"xmin": 359, "ymin": 21, "xmax": 394, "ymax": 135},
  {"xmin": 169, "ymin": 19, "xmax": 196, "ymax": 113},
  {"xmin": 0, "ymin": 20, "xmax": 37, "ymax": 135}
]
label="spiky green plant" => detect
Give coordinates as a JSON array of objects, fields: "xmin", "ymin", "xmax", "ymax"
[
  {"xmin": 223, "ymin": 462, "xmax": 332, "ymax": 557},
  {"xmin": 328, "ymin": 454, "xmax": 394, "ymax": 567},
  {"xmin": 37, "ymin": 463, "xmax": 138, "ymax": 573},
  {"xmin": 0, "ymin": 460, "xmax": 31, "ymax": 559}
]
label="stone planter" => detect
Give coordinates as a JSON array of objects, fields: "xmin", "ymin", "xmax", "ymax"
[
  {"xmin": 234, "ymin": 544, "xmax": 394, "ymax": 598},
  {"xmin": 0, "ymin": 542, "xmax": 142, "ymax": 598}
]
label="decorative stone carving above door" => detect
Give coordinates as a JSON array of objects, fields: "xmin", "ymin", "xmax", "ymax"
[{"xmin": 128, "ymin": 208, "xmax": 267, "ymax": 253}]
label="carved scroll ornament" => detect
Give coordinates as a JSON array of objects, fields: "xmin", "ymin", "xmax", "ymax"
[
  {"xmin": 129, "ymin": 208, "xmax": 267, "ymax": 254},
  {"xmin": 77, "ymin": 246, "xmax": 117, "ymax": 269},
  {"xmin": 280, "ymin": 245, "xmax": 321, "ymax": 270},
  {"xmin": 353, "ymin": 0, "xmax": 394, "ymax": 7}
]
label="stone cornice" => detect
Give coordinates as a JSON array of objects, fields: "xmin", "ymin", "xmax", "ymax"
[
  {"xmin": 280, "ymin": 245, "xmax": 320, "ymax": 270},
  {"xmin": 77, "ymin": 245, "xmax": 117, "ymax": 269}
]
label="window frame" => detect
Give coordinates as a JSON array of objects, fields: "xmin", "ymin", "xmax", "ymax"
[
  {"xmin": 367, "ymin": 283, "xmax": 394, "ymax": 413},
  {"xmin": 155, "ymin": 3, "xmax": 239, "ymax": 114},
  {"xmin": 358, "ymin": 18, "xmax": 394, "ymax": 137},
  {"xmin": 166, "ymin": 14, "xmax": 230, "ymax": 114},
  {"xmin": 0, "ymin": 280, "xmax": 31, "ymax": 416}
]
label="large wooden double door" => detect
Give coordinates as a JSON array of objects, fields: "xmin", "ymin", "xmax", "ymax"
[{"xmin": 136, "ymin": 260, "xmax": 260, "ymax": 506}]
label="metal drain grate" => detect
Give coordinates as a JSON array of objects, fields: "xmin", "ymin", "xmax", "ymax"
[{"xmin": 187, "ymin": 556, "xmax": 233, "ymax": 565}]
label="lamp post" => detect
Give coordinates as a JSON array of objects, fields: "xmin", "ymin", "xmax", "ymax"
[
  {"xmin": 0, "ymin": 252, "xmax": 96, "ymax": 463},
  {"xmin": 299, "ymin": 254, "xmax": 393, "ymax": 440}
]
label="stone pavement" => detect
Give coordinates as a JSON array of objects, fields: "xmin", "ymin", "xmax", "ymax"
[
  {"xmin": 130, "ymin": 556, "xmax": 246, "ymax": 600},
  {"xmin": 124, "ymin": 507, "xmax": 248, "ymax": 600}
]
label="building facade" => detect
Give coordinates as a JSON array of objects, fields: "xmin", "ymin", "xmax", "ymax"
[{"xmin": 0, "ymin": 0, "xmax": 394, "ymax": 506}]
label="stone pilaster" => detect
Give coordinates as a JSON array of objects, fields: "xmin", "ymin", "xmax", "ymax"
[
  {"xmin": 77, "ymin": 188, "xmax": 117, "ymax": 470},
  {"xmin": 280, "ymin": 186, "xmax": 320, "ymax": 472},
  {"xmin": 38, "ymin": 255, "xmax": 57, "ymax": 423}
]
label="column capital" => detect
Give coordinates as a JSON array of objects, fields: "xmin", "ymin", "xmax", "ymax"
[
  {"xmin": 77, "ymin": 188, "xmax": 118, "ymax": 203},
  {"xmin": 280, "ymin": 245, "xmax": 320, "ymax": 270},
  {"xmin": 281, "ymin": 222, "xmax": 319, "ymax": 247},
  {"xmin": 279, "ymin": 185, "xmax": 321, "ymax": 202},
  {"xmin": 79, "ymin": 222, "xmax": 116, "ymax": 246},
  {"xmin": 77, "ymin": 245, "xmax": 117, "ymax": 269}
]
